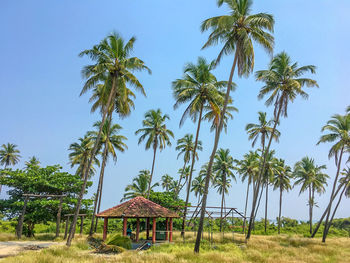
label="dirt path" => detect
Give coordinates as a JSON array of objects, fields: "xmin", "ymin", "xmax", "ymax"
[{"xmin": 0, "ymin": 241, "xmax": 60, "ymax": 258}]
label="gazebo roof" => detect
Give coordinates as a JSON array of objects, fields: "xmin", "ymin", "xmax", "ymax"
[{"xmin": 96, "ymin": 196, "xmax": 180, "ymax": 218}]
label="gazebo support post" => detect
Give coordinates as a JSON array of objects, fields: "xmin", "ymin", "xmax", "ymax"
[
  {"xmin": 123, "ymin": 217, "xmax": 127, "ymax": 236},
  {"xmin": 146, "ymin": 218, "xmax": 150, "ymax": 239},
  {"xmin": 152, "ymin": 217, "xmax": 156, "ymax": 244},
  {"xmin": 169, "ymin": 218, "xmax": 173, "ymax": 242},
  {"xmin": 165, "ymin": 217, "xmax": 169, "ymax": 241},
  {"xmin": 103, "ymin": 217, "xmax": 108, "ymax": 241},
  {"xmin": 136, "ymin": 218, "xmax": 140, "ymax": 242}
]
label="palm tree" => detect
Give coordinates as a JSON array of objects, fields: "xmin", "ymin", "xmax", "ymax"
[
  {"xmin": 212, "ymin": 149, "xmax": 236, "ymax": 232},
  {"xmin": 122, "ymin": 170, "xmax": 159, "ymax": 201},
  {"xmin": 177, "ymin": 166, "xmax": 191, "ymax": 194},
  {"xmin": 88, "ymin": 119, "xmax": 127, "ymax": 235},
  {"xmin": 235, "ymin": 151, "xmax": 259, "ymax": 232},
  {"xmin": 173, "ymin": 56, "xmax": 228, "ymax": 237},
  {"xmin": 294, "ymin": 157, "xmax": 328, "ymax": 234},
  {"xmin": 246, "ymin": 112, "xmax": 280, "ymax": 152},
  {"xmin": 135, "ymin": 109, "xmax": 174, "ymax": 198},
  {"xmin": 196, "ymin": 0, "xmax": 275, "ymax": 251},
  {"xmin": 67, "ymin": 33, "xmax": 151, "ymax": 246},
  {"xmin": 273, "ymin": 159, "xmax": 292, "ymax": 234},
  {"xmin": 68, "ymin": 136, "xmax": 100, "ymax": 179},
  {"xmin": 191, "ymin": 174, "xmax": 206, "ymax": 206},
  {"xmin": 314, "ymin": 113, "xmax": 350, "ymax": 242},
  {"xmin": 0, "ymin": 143, "xmax": 21, "ymax": 168},
  {"xmin": 161, "ymin": 174, "xmax": 174, "ymax": 192},
  {"xmin": 25, "ymin": 156, "xmax": 40, "ymax": 169},
  {"xmin": 247, "ymin": 51, "xmax": 318, "ymax": 239},
  {"xmin": 0, "ymin": 143, "xmax": 21, "ymax": 193},
  {"xmin": 175, "ymin": 134, "xmax": 202, "ymax": 195}
]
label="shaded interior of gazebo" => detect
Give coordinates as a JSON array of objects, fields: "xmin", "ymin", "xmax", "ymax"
[{"xmin": 96, "ymin": 196, "xmax": 179, "ymax": 243}]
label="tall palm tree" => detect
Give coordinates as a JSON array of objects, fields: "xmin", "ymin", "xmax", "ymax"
[
  {"xmin": 122, "ymin": 170, "xmax": 159, "ymax": 201},
  {"xmin": 246, "ymin": 112, "xmax": 280, "ymax": 152},
  {"xmin": 212, "ymin": 148, "xmax": 236, "ymax": 232},
  {"xmin": 177, "ymin": 166, "xmax": 191, "ymax": 194},
  {"xmin": 247, "ymin": 51, "xmax": 318, "ymax": 239},
  {"xmin": 67, "ymin": 33, "xmax": 151, "ymax": 246},
  {"xmin": 314, "ymin": 113, "xmax": 350, "ymax": 242},
  {"xmin": 173, "ymin": 56, "xmax": 228, "ymax": 237},
  {"xmin": 175, "ymin": 134, "xmax": 202, "ymax": 195},
  {"xmin": 0, "ymin": 143, "xmax": 21, "ymax": 168},
  {"xmin": 273, "ymin": 159, "xmax": 292, "ymax": 234},
  {"xmin": 0, "ymin": 143, "xmax": 21, "ymax": 193},
  {"xmin": 191, "ymin": 174, "xmax": 206, "ymax": 206},
  {"xmin": 294, "ymin": 157, "xmax": 328, "ymax": 234},
  {"xmin": 235, "ymin": 151, "xmax": 259, "ymax": 232},
  {"xmin": 68, "ymin": 136, "xmax": 100, "ymax": 179},
  {"xmin": 88, "ymin": 119, "xmax": 127, "ymax": 235},
  {"xmin": 25, "ymin": 156, "xmax": 40, "ymax": 170},
  {"xmin": 135, "ymin": 109, "xmax": 174, "ymax": 198},
  {"xmin": 161, "ymin": 174, "xmax": 174, "ymax": 192},
  {"xmin": 196, "ymin": 0, "xmax": 275, "ymax": 251}
]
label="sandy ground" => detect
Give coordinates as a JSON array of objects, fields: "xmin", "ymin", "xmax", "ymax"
[{"xmin": 0, "ymin": 241, "xmax": 59, "ymax": 258}]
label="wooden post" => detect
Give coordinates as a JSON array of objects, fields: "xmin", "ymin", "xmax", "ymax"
[
  {"xmin": 123, "ymin": 217, "xmax": 127, "ymax": 236},
  {"xmin": 146, "ymin": 218, "xmax": 150, "ymax": 239},
  {"xmin": 169, "ymin": 218, "xmax": 173, "ymax": 242},
  {"xmin": 103, "ymin": 217, "xmax": 108, "ymax": 241},
  {"xmin": 165, "ymin": 218, "xmax": 169, "ymax": 241},
  {"xmin": 17, "ymin": 196, "xmax": 29, "ymax": 239},
  {"xmin": 136, "ymin": 218, "xmax": 140, "ymax": 242},
  {"xmin": 55, "ymin": 196, "xmax": 63, "ymax": 238},
  {"xmin": 152, "ymin": 217, "xmax": 156, "ymax": 244},
  {"xmin": 64, "ymin": 216, "xmax": 70, "ymax": 239},
  {"xmin": 80, "ymin": 216, "xmax": 84, "ymax": 235}
]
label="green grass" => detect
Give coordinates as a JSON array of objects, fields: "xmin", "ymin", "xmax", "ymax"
[{"xmin": 2, "ymin": 232, "xmax": 350, "ymax": 263}]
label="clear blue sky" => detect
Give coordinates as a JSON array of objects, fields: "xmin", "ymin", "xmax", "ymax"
[{"xmin": 1, "ymin": 0, "xmax": 349, "ymax": 221}]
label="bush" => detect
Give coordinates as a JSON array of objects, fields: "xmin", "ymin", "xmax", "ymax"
[{"xmin": 106, "ymin": 234, "xmax": 132, "ymax": 249}]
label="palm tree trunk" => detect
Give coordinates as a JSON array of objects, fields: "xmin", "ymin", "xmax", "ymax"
[
  {"xmin": 66, "ymin": 74, "xmax": 118, "ymax": 246},
  {"xmin": 254, "ymin": 184, "xmax": 264, "ymax": 222},
  {"xmin": 278, "ymin": 187, "xmax": 282, "ymax": 234},
  {"xmin": 220, "ymin": 176, "xmax": 226, "ymax": 232},
  {"xmin": 147, "ymin": 145, "xmax": 157, "ymax": 199},
  {"xmin": 242, "ymin": 182, "xmax": 250, "ymax": 233},
  {"xmin": 246, "ymin": 97, "xmax": 283, "ymax": 240},
  {"xmin": 323, "ymin": 180, "xmax": 348, "ymax": 241},
  {"xmin": 309, "ymin": 186, "xmax": 312, "ymax": 234},
  {"xmin": 175, "ymin": 161, "xmax": 187, "ymax": 196},
  {"xmin": 89, "ymin": 140, "xmax": 108, "ymax": 235},
  {"xmin": 311, "ymin": 182, "xmax": 344, "ymax": 237},
  {"xmin": 194, "ymin": 49, "xmax": 238, "ymax": 253},
  {"xmin": 264, "ymin": 183, "xmax": 268, "ymax": 233},
  {"xmin": 182, "ymin": 104, "xmax": 203, "ymax": 237},
  {"xmin": 322, "ymin": 146, "xmax": 344, "ymax": 242}
]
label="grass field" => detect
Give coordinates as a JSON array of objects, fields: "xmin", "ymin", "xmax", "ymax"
[{"xmin": 1, "ymin": 232, "xmax": 350, "ymax": 263}]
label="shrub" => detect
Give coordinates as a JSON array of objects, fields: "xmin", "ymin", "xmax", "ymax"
[{"xmin": 106, "ymin": 234, "xmax": 132, "ymax": 249}]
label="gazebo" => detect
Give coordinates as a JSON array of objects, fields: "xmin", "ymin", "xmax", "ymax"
[{"xmin": 96, "ymin": 196, "xmax": 179, "ymax": 243}]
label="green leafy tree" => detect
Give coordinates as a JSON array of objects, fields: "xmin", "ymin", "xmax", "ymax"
[
  {"xmin": 135, "ymin": 109, "xmax": 174, "ymax": 198},
  {"xmin": 67, "ymin": 32, "xmax": 151, "ymax": 246},
  {"xmin": 196, "ymin": 0, "xmax": 275, "ymax": 250},
  {"xmin": 273, "ymin": 159, "xmax": 292, "ymax": 234},
  {"xmin": 212, "ymin": 148, "xmax": 236, "ymax": 231},
  {"xmin": 88, "ymin": 119, "xmax": 127, "ymax": 235},
  {"xmin": 294, "ymin": 157, "xmax": 328, "ymax": 234},
  {"xmin": 122, "ymin": 170, "xmax": 159, "ymax": 201},
  {"xmin": 172, "ymin": 57, "xmax": 228, "ymax": 237},
  {"xmin": 175, "ymin": 134, "xmax": 202, "ymax": 195},
  {"xmin": 314, "ymin": 113, "xmax": 350, "ymax": 241},
  {"xmin": 247, "ymin": 51, "xmax": 318, "ymax": 239},
  {"xmin": 0, "ymin": 165, "xmax": 92, "ymax": 237}
]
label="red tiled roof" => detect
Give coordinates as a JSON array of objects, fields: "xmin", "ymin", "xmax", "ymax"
[{"xmin": 96, "ymin": 196, "xmax": 180, "ymax": 218}]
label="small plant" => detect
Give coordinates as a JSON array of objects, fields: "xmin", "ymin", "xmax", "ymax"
[{"xmin": 106, "ymin": 234, "xmax": 132, "ymax": 250}]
